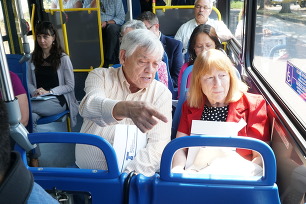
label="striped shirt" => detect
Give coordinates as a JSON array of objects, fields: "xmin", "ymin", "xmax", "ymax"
[{"xmin": 75, "ymin": 67, "xmax": 172, "ymax": 177}]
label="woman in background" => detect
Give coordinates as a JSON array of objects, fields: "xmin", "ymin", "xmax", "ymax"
[
  {"xmin": 27, "ymin": 21, "xmax": 78, "ymax": 132},
  {"xmin": 177, "ymin": 24, "xmax": 223, "ymax": 98}
]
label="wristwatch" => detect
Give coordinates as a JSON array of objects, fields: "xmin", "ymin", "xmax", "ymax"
[{"xmin": 49, "ymin": 90, "xmax": 54, "ymax": 94}]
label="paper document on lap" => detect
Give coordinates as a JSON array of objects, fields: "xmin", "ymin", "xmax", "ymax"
[
  {"xmin": 113, "ymin": 124, "xmax": 147, "ymax": 172},
  {"xmin": 184, "ymin": 119, "xmax": 262, "ymax": 177},
  {"xmin": 186, "ymin": 119, "xmax": 247, "ymax": 169},
  {"xmin": 31, "ymin": 94, "xmax": 56, "ymax": 101},
  {"xmin": 190, "ymin": 119, "xmax": 247, "ymax": 136}
]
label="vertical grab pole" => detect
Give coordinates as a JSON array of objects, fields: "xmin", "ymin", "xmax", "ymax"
[
  {"xmin": 127, "ymin": 0, "xmax": 133, "ymax": 21},
  {"xmin": 15, "ymin": 0, "xmax": 31, "ymax": 63},
  {"xmin": 0, "ymin": 31, "xmax": 35, "ymax": 152}
]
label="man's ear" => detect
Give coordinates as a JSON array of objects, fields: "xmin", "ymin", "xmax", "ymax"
[
  {"xmin": 119, "ymin": 50, "xmax": 126, "ymax": 65},
  {"xmin": 156, "ymin": 23, "xmax": 160, "ymax": 30}
]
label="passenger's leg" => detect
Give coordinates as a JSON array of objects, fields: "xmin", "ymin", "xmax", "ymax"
[
  {"xmin": 102, "ymin": 24, "xmax": 121, "ymax": 67},
  {"xmin": 29, "ymin": 98, "xmax": 67, "ymax": 167},
  {"xmin": 31, "ymin": 98, "xmax": 67, "ymax": 132}
]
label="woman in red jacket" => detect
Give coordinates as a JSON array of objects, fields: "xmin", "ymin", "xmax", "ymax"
[{"xmin": 172, "ymin": 49, "xmax": 270, "ymax": 173}]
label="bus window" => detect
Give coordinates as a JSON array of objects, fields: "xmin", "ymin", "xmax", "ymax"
[
  {"xmin": 229, "ymin": 0, "xmax": 244, "ymax": 45},
  {"xmin": 0, "ymin": 1, "xmax": 33, "ymax": 54},
  {"xmin": 0, "ymin": 2, "xmax": 10, "ymax": 53},
  {"xmin": 43, "ymin": 0, "xmax": 53, "ymax": 9},
  {"xmin": 253, "ymin": 3, "xmax": 306, "ymax": 129}
]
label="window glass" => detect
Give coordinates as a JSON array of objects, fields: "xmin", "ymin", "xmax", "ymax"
[
  {"xmin": 44, "ymin": 0, "xmax": 53, "ymax": 9},
  {"xmin": 0, "ymin": 1, "xmax": 33, "ymax": 53},
  {"xmin": 229, "ymin": 0, "xmax": 244, "ymax": 45},
  {"xmin": 0, "ymin": 1, "xmax": 9, "ymax": 53},
  {"xmin": 253, "ymin": 2, "xmax": 306, "ymax": 127}
]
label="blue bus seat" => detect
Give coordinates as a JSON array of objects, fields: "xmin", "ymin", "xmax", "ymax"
[
  {"xmin": 171, "ymin": 64, "xmax": 193, "ymax": 139},
  {"xmin": 163, "ymin": 52, "xmax": 178, "ymax": 99},
  {"xmin": 129, "ymin": 136, "xmax": 281, "ymax": 204},
  {"xmin": 6, "ymin": 54, "xmax": 33, "ymax": 133},
  {"xmin": 36, "ymin": 110, "xmax": 71, "ymax": 132},
  {"xmin": 15, "ymin": 132, "xmax": 127, "ymax": 204}
]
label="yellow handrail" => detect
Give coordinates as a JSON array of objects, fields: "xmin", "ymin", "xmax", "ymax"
[
  {"xmin": 44, "ymin": 5, "xmax": 104, "ymax": 71},
  {"xmin": 3, "ymin": 0, "xmax": 15, "ymax": 53},
  {"xmin": 31, "ymin": 4, "xmax": 36, "ymax": 40}
]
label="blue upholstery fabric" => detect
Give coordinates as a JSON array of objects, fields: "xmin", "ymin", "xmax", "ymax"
[
  {"xmin": 6, "ymin": 54, "xmax": 33, "ymax": 133},
  {"xmin": 129, "ymin": 136, "xmax": 281, "ymax": 204}
]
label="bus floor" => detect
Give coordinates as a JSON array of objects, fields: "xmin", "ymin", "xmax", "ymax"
[{"xmin": 34, "ymin": 114, "xmax": 83, "ymax": 168}]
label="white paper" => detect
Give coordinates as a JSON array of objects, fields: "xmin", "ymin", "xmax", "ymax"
[
  {"xmin": 191, "ymin": 119, "xmax": 247, "ymax": 136},
  {"xmin": 185, "ymin": 149, "xmax": 263, "ymax": 176},
  {"xmin": 113, "ymin": 124, "xmax": 147, "ymax": 172},
  {"xmin": 31, "ymin": 95, "xmax": 56, "ymax": 101},
  {"xmin": 185, "ymin": 119, "xmax": 247, "ymax": 169}
]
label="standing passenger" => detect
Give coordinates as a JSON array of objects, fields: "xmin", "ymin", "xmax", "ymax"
[
  {"xmin": 75, "ymin": 29, "xmax": 172, "ymax": 177},
  {"xmin": 27, "ymin": 21, "xmax": 79, "ymax": 131},
  {"xmin": 138, "ymin": 11, "xmax": 184, "ymax": 88},
  {"xmin": 175, "ymin": 0, "xmax": 233, "ymax": 53},
  {"xmin": 83, "ymin": 0, "xmax": 125, "ymax": 67}
]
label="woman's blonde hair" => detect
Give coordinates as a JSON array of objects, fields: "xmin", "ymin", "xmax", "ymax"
[{"xmin": 188, "ymin": 49, "xmax": 248, "ymax": 108}]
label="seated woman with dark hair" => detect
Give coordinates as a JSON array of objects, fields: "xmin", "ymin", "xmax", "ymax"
[
  {"xmin": 172, "ymin": 49, "xmax": 270, "ymax": 173},
  {"xmin": 177, "ymin": 24, "xmax": 223, "ymax": 98},
  {"xmin": 27, "ymin": 21, "xmax": 78, "ymax": 132}
]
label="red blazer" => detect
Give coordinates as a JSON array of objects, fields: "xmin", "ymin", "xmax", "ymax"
[{"xmin": 177, "ymin": 92, "xmax": 270, "ymax": 158}]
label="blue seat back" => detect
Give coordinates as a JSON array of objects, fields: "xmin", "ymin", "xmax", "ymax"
[
  {"xmin": 6, "ymin": 54, "xmax": 33, "ymax": 133},
  {"xmin": 15, "ymin": 132, "xmax": 127, "ymax": 204},
  {"xmin": 171, "ymin": 64, "xmax": 193, "ymax": 138},
  {"xmin": 129, "ymin": 136, "xmax": 281, "ymax": 204},
  {"xmin": 163, "ymin": 52, "xmax": 178, "ymax": 99}
]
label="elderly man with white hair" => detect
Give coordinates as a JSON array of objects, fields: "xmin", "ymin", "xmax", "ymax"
[
  {"xmin": 175, "ymin": 0, "xmax": 233, "ymax": 53},
  {"xmin": 75, "ymin": 29, "xmax": 172, "ymax": 177}
]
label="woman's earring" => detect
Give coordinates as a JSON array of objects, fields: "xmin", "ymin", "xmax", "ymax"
[{"xmin": 52, "ymin": 41, "xmax": 55, "ymax": 45}]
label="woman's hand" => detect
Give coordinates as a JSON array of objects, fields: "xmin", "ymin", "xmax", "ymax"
[
  {"xmin": 252, "ymin": 150, "xmax": 263, "ymax": 167},
  {"xmin": 34, "ymin": 88, "xmax": 50, "ymax": 96},
  {"xmin": 172, "ymin": 166, "xmax": 185, "ymax": 173}
]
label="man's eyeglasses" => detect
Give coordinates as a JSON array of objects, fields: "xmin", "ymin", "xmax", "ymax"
[
  {"xmin": 195, "ymin": 5, "xmax": 211, "ymax": 10},
  {"xmin": 147, "ymin": 24, "xmax": 155, "ymax": 30}
]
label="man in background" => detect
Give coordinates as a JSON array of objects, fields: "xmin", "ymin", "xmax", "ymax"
[
  {"xmin": 83, "ymin": 0, "xmax": 125, "ymax": 67},
  {"xmin": 138, "ymin": 11, "xmax": 184, "ymax": 88},
  {"xmin": 175, "ymin": 0, "xmax": 233, "ymax": 53}
]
